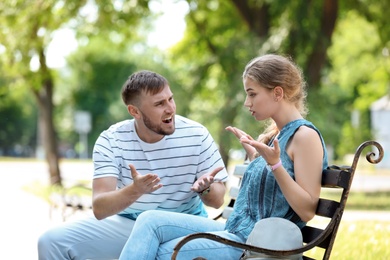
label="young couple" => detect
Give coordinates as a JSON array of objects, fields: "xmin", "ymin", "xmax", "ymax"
[{"xmin": 38, "ymin": 54, "xmax": 327, "ymax": 260}]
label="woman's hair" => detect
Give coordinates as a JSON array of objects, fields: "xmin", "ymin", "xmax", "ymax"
[
  {"xmin": 243, "ymin": 54, "xmax": 308, "ymax": 144},
  {"xmin": 121, "ymin": 70, "xmax": 168, "ymax": 105}
]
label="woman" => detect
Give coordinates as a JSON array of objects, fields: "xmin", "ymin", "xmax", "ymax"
[{"xmin": 119, "ymin": 54, "xmax": 328, "ymax": 260}]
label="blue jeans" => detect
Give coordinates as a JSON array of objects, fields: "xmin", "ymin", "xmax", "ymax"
[{"xmin": 119, "ymin": 210, "xmax": 245, "ymax": 260}]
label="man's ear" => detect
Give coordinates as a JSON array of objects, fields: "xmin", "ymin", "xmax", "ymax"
[
  {"xmin": 273, "ymin": 86, "xmax": 284, "ymax": 101},
  {"xmin": 127, "ymin": 105, "xmax": 141, "ymax": 118}
]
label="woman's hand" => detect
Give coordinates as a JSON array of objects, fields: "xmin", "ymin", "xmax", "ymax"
[
  {"xmin": 240, "ymin": 136, "xmax": 280, "ymax": 165},
  {"xmin": 225, "ymin": 126, "xmax": 257, "ymax": 160}
]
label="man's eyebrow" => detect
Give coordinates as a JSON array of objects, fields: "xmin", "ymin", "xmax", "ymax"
[
  {"xmin": 153, "ymin": 99, "xmax": 164, "ymax": 105},
  {"xmin": 153, "ymin": 95, "xmax": 173, "ymax": 105}
]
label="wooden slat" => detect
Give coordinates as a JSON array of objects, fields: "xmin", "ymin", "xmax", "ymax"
[
  {"xmin": 321, "ymin": 167, "xmax": 351, "ymax": 189},
  {"xmin": 316, "ymin": 198, "xmax": 340, "ymax": 218},
  {"xmin": 233, "ymin": 164, "xmax": 247, "ymax": 178},
  {"xmin": 302, "ymin": 256, "xmax": 316, "ymax": 260},
  {"xmin": 301, "ymin": 226, "xmax": 331, "ymax": 249}
]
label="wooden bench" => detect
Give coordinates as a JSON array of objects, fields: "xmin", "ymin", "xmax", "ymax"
[
  {"xmin": 212, "ymin": 162, "xmax": 247, "ymax": 220},
  {"xmin": 172, "ymin": 140, "xmax": 384, "ymax": 260}
]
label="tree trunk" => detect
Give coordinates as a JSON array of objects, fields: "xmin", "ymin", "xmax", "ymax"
[
  {"xmin": 305, "ymin": 0, "xmax": 338, "ymax": 88},
  {"xmin": 33, "ymin": 48, "xmax": 62, "ymax": 186},
  {"xmin": 36, "ymin": 93, "xmax": 61, "ymax": 186}
]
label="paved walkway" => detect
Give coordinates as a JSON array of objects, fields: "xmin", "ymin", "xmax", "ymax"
[
  {"xmin": 1, "ymin": 161, "xmax": 93, "ymax": 259},
  {"xmin": 1, "ymin": 160, "xmax": 389, "ymax": 259}
]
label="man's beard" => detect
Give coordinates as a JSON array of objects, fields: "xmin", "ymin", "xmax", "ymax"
[{"xmin": 141, "ymin": 111, "xmax": 175, "ymax": 136}]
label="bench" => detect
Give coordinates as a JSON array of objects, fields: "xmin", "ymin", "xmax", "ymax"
[
  {"xmin": 172, "ymin": 140, "xmax": 384, "ymax": 260},
  {"xmin": 212, "ymin": 162, "xmax": 248, "ymax": 220},
  {"xmin": 49, "ymin": 183, "xmax": 92, "ymax": 221}
]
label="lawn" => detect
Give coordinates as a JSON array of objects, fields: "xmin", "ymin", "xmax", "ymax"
[
  {"xmin": 321, "ymin": 190, "xmax": 390, "ymax": 211},
  {"xmin": 305, "ymin": 190, "xmax": 390, "ymax": 259},
  {"xmin": 305, "ymin": 220, "xmax": 390, "ymax": 259}
]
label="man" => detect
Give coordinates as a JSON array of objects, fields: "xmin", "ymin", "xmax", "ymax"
[{"xmin": 38, "ymin": 70, "xmax": 228, "ymax": 259}]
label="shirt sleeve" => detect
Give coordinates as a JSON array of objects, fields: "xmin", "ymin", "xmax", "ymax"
[
  {"xmin": 92, "ymin": 130, "xmax": 121, "ymax": 179},
  {"xmin": 196, "ymin": 127, "xmax": 229, "ymax": 183}
]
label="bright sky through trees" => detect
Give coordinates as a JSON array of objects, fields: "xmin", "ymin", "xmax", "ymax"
[
  {"xmin": 46, "ymin": 0, "xmax": 188, "ymax": 68},
  {"xmin": 147, "ymin": 0, "xmax": 188, "ymax": 49}
]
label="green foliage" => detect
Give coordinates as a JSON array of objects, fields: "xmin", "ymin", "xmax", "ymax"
[
  {"xmin": 1, "ymin": 0, "xmax": 389, "ymax": 166},
  {"xmin": 169, "ymin": 0, "xmax": 263, "ymax": 163},
  {"xmin": 172, "ymin": 0, "xmax": 389, "ymax": 164},
  {"xmin": 62, "ymin": 36, "xmax": 179, "ymax": 153},
  {"xmin": 322, "ymin": 11, "xmax": 389, "ymax": 158},
  {"xmin": 343, "ymin": 0, "xmax": 390, "ymax": 49},
  {"xmin": 0, "ymin": 0, "xmax": 88, "ymax": 81},
  {"xmin": 0, "ymin": 0, "xmax": 152, "ymax": 161},
  {"xmin": 0, "ymin": 78, "xmax": 37, "ymax": 156},
  {"xmin": 65, "ymin": 39, "xmax": 137, "ymax": 148}
]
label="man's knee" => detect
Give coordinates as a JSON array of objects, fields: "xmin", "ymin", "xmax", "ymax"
[
  {"xmin": 38, "ymin": 227, "xmax": 64, "ymax": 259},
  {"xmin": 38, "ymin": 229, "xmax": 54, "ymax": 249}
]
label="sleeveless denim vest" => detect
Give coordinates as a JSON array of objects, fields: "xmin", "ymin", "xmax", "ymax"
[{"xmin": 225, "ymin": 119, "xmax": 328, "ymax": 240}]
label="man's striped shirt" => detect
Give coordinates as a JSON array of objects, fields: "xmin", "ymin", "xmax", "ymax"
[{"xmin": 92, "ymin": 115, "xmax": 228, "ymax": 219}]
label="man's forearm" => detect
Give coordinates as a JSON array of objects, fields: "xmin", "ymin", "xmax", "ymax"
[{"xmin": 92, "ymin": 184, "xmax": 143, "ymax": 220}]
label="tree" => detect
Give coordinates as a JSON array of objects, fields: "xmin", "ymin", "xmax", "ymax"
[
  {"xmin": 64, "ymin": 38, "xmax": 137, "ymax": 153},
  {"xmin": 0, "ymin": 0, "xmax": 150, "ymax": 185},
  {"xmin": 168, "ymin": 0, "xmax": 339, "ymax": 165},
  {"xmin": 169, "ymin": 0, "xmax": 262, "ymax": 164},
  {"xmin": 170, "ymin": 0, "xmax": 389, "ymax": 164},
  {"xmin": 0, "ymin": 82, "xmax": 36, "ymax": 156},
  {"xmin": 230, "ymin": 0, "xmax": 338, "ymax": 89},
  {"xmin": 325, "ymin": 11, "xmax": 389, "ymax": 157},
  {"xmin": 59, "ymin": 30, "xmax": 182, "ymax": 156}
]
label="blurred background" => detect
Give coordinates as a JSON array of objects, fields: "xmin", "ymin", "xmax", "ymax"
[{"xmin": 0, "ymin": 0, "xmax": 389, "ymax": 258}]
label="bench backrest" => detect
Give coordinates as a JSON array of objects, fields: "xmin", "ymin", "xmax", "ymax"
[
  {"xmin": 301, "ymin": 141, "xmax": 383, "ymax": 259},
  {"xmin": 301, "ymin": 165, "xmax": 352, "ymax": 259}
]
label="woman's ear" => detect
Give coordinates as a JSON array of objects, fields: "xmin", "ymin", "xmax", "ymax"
[
  {"xmin": 127, "ymin": 105, "xmax": 140, "ymax": 118},
  {"xmin": 273, "ymin": 86, "xmax": 284, "ymax": 102}
]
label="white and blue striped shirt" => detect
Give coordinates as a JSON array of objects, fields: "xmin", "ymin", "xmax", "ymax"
[{"xmin": 92, "ymin": 115, "xmax": 228, "ymax": 219}]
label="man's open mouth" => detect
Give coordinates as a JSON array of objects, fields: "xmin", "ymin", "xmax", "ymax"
[{"xmin": 163, "ymin": 116, "xmax": 173, "ymax": 123}]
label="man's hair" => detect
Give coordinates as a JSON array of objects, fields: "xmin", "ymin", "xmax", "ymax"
[{"xmin": 121, "ymin": 70, "xmax": 169, "ymax": 105}]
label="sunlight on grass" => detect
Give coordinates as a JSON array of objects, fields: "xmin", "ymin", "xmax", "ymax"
[
  {"xmin": 304, "ymin": 220, "xmax": 390, "ymax": 259},
  {"xmin": 321, "ymin": 189, "xmax": 390, "ymax": 211}
]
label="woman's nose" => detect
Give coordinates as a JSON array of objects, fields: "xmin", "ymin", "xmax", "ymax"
[{"xmin": 244, "ymin": 97, "xmax": 251, "ymax": 107}]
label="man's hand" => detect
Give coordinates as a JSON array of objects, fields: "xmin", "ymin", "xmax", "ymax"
[
  {"xmin": 191, "ymin": 167, "xmax": 223, "ymax": 193},
  {"xmin": 129, "ymin": 164, "xmax": 163, "ymax": 195}
]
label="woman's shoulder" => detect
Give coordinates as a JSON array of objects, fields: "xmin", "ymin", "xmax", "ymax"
[{"xmin": 295, "ymin": 125, "xmax": 320, "ymax": 141}]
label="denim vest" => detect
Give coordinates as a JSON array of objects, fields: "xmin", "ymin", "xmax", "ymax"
[{"xmin": 225, "ymin": 119, "xmax": 328, "ymax": 240}]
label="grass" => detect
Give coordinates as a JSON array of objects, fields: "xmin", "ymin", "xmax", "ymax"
[
  {"xmin": 305, "ymin": 220, "xmax": 390, "ymax": 259},
  {"xmin": 23, "ymin": 180, "xmax": 92, "ymax": 204},
  {"xmin": 310, "ymin": 190, "xmax": 390, "ymax": 258},
  {"xmin": 321, "ymin": 190, "xmax": 390, "ymax": 211}
]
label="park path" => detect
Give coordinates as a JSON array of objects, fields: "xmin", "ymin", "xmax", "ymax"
[
  {"xmin": 0, "ymin": 160, "xmax": 93, "ymax": 259},
  {"xmin": 0, "ymin": 160, "xmax": 389, "ymax": 259}
]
